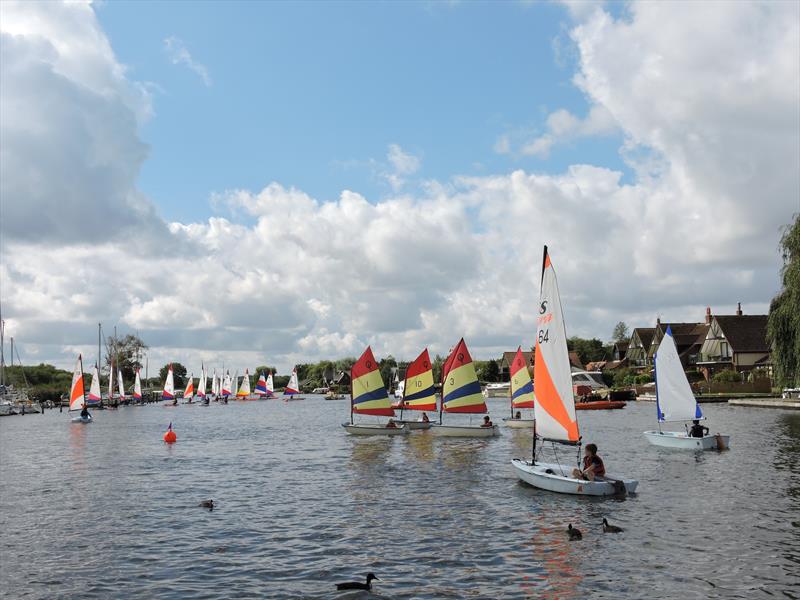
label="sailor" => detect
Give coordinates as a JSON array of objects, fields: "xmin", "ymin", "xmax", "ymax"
[
  {"xmin": 419, "ymin": 413, "xmax": 430, "ymax": 423},
  {"xmin": 689, "ymin": 419, "xmax": 709, "ymax": 438},
  {"xmin": 572, "ymin": 443, "xmax": 605, "ymax": 481},
  {"xmin": 481, "ymin": 415, "xmax": 493, "ymax": 428},
  {"xmin": 80, "ymin": 403, "xmax": 91, "ymax": 419}
]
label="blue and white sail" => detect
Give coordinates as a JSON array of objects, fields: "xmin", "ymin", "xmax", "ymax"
[{"xmin": 655, "ymin": 326, "xmax": 703, "ymax": 422}]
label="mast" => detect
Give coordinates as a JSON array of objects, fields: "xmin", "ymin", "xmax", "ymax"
[
  {"xmin": 0, "ymin": 319, "xmax": 5, "ymax": 388},
  {"xmin": 349, "ymin": 365, "xmax": 354, "ymax": 425}
]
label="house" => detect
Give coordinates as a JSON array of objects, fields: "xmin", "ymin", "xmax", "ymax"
[
  {"xmin": 613, "ymin": 341, "xmax": 628, "ymax": 361},
  {"xmin": 499, "ymin": 350, "xmax": 584, "ymax": 381},
  {"xmin": 647, "ymin": 320, "xmax": 709, "ymax": 368},
  {"xmin": 627, "ymin": 327, "xmax": 655, "ymax": 370},
  {"xmin": 698, "ymin": 304, "xmax": 770, "ymax": 379}
]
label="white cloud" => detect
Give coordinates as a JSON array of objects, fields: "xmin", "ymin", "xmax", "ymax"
[
  {"xmin": 0, "ymin": 1, "xmax": 796, "ymax": 376},
  {"xmin": 521, "ymin": 104, "xmax": 618, "ymax": 157},
  {"xmin": 164, "ymin": 36, "xmax": 211, "ymax": 87},
  {"xmin": 383, "ymin": 143, "xmax": 421, "ymax": 191}
]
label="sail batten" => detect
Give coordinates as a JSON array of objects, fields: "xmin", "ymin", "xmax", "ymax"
[
  {"xmin": 532, "ymin": 247, "xmax": 579, "ymax": 443},
  {"xmin": 655, "ymin": 326, "xmax": 703, "ymax": 422}
]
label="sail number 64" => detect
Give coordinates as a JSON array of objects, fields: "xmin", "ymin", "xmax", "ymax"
[{"xmin": 538, "ymin": 329, "xmax": 549, "ymax": 343}]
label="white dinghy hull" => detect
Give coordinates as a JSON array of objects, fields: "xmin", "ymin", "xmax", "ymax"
[
  {"xmin": 643, "ymin": 430, "xmax": 730, "ymax": 450},
  {"xmin": 430, "ymin": 424, "xmax": 499, "ymax": 438},
  {"xmin": 511, "ymin": 459, "xmax": 638, "ymax": 496},
  {"xmin": 396, "ymin": 420, "xmax": 432, "ymax": 431},
  {"xmin": 341, "ymin": 423, "xmax": 410, "ymax": 436},
  {"xmin": 71, "ymin": 415, "xmax": 93, "ymax": 424},
  {"xmin": 502, "ymin": 418, "xmax": 535, "ymax": 429}
]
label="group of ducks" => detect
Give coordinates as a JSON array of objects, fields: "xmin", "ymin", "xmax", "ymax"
[
  {"xmin": 567, "ymin": 518, "xmax": 623, "ymax": 540},
  {"xmin": 195, "ymin": 499, "xmax": 622, "ymax": 592}
]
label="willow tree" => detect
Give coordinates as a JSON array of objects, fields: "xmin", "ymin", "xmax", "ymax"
[{"xmin": 767, "ymin": 214, "xmax": 800, "ymax": 387}]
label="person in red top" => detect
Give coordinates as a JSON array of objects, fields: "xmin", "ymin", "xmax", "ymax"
[{"xmin": 572, "ymin": 443, "xmax": 605, "ymax": 481}]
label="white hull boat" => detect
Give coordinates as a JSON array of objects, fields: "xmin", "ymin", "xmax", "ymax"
[
  {"xmin": 502, "ymin": 418, "xmax": 535, "ymax": 429},
  {"xmin": 430, "ymin": 424, "xmax": 499, "ymax": 438},
  {"xmin": 511, "ymin": 459, "xmax": 638, "ymax": 496},
  {"xmin": 643, "ymin": 430, "xmax": 730, "ymax": 450},
  {"xmin": 396, "ymin": 420, "xmax": 432, "ymax": 430},
  {"xmin": 342, "ymin": 423, "xmax": 410, "ymax": 436},
  {"xmin": 71, "ymin": 415, "xmax": 93, "ymax": 424}
]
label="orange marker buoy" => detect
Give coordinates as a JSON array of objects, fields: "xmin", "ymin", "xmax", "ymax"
[{"xmin": 163, "ymin": 422, "xmax": 177, "ymax": 444}]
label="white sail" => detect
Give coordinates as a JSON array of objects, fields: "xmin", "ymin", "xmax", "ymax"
[
  {"xmin": 284, "ymin": 368, "xmax": 300, "ymax": 395},
  {"xmin": 117, "ymin": 368, "xmax": 125, "ymax": 398},
  {"xmin": 266, "ymin": 372, "xmax": 274, "ymax": 395},
  {"xmin": 211, "ymin": 370, "xmax": 218, "ymax": 395},
  {"xmin": 198, "ymin": 367, "xmax": 207, "ymax": 397},
  {"xmin": 88, "ymin": 364, "xmax": 102, "ymax": 402},
  {"xmin": 162, "ymin": 365, "xmax": 175, "ymax": 399},
  {"xmin": 133, "ymin": 369, "xmax": 142, "ymax": 399},
  {"xmin": 655, "ymin": 327, "xmax": 703, "ymax": 422},
  {"xmin": 222, "ymin": 371, "xmax": 232, "ymax": 395},
  {"xmin": 533, "ymin": 247, "xmax": 580, "ymax": 443},
  {"xmin": 237, "ymin": 369, "xmax": 251, "ymax": 396},
  {"xmin": 107, "ymin": 363, "xmax": 114, "ymax": 401}
]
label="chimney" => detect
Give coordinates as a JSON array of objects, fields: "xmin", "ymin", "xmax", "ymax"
[
  {"xmin": 705, "ymin": 306, "xmax": 712, "ymax": 325},
  {"xmin": 736, "ymin": 302, "xmax": 742, "ymax": 316}
]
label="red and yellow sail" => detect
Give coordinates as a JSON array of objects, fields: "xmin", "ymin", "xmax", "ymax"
[
  {"xmin": 441, "ymin": 339, "xmax": 487, "ymax": 413},
  {"xmin": 402, "ymin": 348, "xmax": 437, "ymax": 411},
  {"xmin": 510, "ymin": 346, "xmax": 535, "ymax": 409},
  {"xmin": 351, "ymin": 346, "xmax": 394, "ymax": 416},
  {"xmin": 533, "ymin": 247, "xmax": 579, "ymax": 442}
]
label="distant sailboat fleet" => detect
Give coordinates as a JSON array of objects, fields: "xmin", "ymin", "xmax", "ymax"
[{"xmin": 61, "ymin": 245, "xmax": 731, "ymax": 502}]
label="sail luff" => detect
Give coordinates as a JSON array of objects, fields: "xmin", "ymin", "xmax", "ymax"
[
  {"xmin": 88, "ymin": 364, "xmax": 102, "ymax": 403},
  {"xmin": 162, "ymin": 364, "xmax": 175, "ymax": 400},
  {"xmin": 133, "ymin": 369, "xmax": 142, "ymax": 399}
]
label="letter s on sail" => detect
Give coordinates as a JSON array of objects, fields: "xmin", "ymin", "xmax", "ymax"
[{"xmin": 539, "ymin": 301, "xmax": 548, "ymax": 314}]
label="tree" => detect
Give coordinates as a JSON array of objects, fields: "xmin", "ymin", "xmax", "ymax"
[
  {"xmin": 159, "ymin": 363, "xmax": 187, "ymax": 390},
  {"xmin": 431, "ymin": 354, "xmax": 445, "ymax": 384},
  {"xmin": 105, "ymin": 333, "xmax": 148, "ymax": 381},
  {"xmin": 254, "ymin": 365, "xmax": 276, "ymax": 378},
  {"xmin": 379, "ymin": 355, "xmax": 398, "ymax": 391},
  {"xmin": 612, "ymin": 321, "xmax": 629, "ymax": 343},
  {"xmin": 567, "ymin": 337, "xmax": 608, "ymax": 364},
  {"xmin": 768, "ymin": 214, "xmax": 800, "ymax": 387}
]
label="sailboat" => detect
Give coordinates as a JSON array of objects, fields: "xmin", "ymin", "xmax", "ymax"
[
  {"xmin": 69, "ymin": 355, "xmax": 91, "ymax": 423},
  {"xmin": 183, "ymin": 373, "xmax": 195, "ymax": 403},
  {"xmin": 133, "ymin": 368, "xmax": 143, "ymax": 403},
  {"xmin": 107, "ymin": 361, "xmax": 116, "ymax": 407},
  {"xmin": 265, "ymin": 371, "xmax": 275, "ymax": 398},
  {"xmin": 87, "ymin": 363, "xmax": 102, "ymax": 407},
  {"xmin": 431, "ymin": 338, "xmax": 498, "ymax": 437},
  {"xmin": 255, "ymin": 371, "xmax": 271, "ymax": 398},
  {"xmin": 512, "ymin": 246, "xmax": 638, "ymax": 495},
  {"xmin": 342, "ymin": 346, "xmax": 408, "ymax": 435},
  {"xmin": 644, "ymin": 327, "xmax": 730, "ymax": 449},
  {"xmin": 210, "ymin": 369, "xmax": 218, "ymax": 401},
  {"xmin": 221, "ymin": 371, "xmax": 232, "ymax": 403},
  {"xmin": 283, "ymin": 367, "xmax": 305, "ymax": 401},
  {"xmin": 198, "ymin": 366, "xmax": 208, "ymax": 405},
  {"xmin": 396, "ymin": 348, "xmax": 436, "ymax": 430},
  {"xmin": 237, "ymin": 369, "xmax": 252, "ymax": 399},
  {"xmin": 117, "ymin": 367, "xmax": 127, "ymax": 404},
  {"xmin": 162, "ymin": 364, "xmax": 177, "ymax": 405},
  {"xmin": 502, "ymin": 346, "xmax": 536, "ymax": 428}
]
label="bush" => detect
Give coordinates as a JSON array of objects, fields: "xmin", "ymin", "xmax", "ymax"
[
  {"xmin": 634, "ymin": 374, "xmax": 652, "ymax": 385},
  {"xmin": 712, "ymin": 369, "xmax": 740, "ymax": 383}
]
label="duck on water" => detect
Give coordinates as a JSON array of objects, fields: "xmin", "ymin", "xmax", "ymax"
[{"xmin": 336, "ymin": 573, "xmax": 379, "ymax": 591}]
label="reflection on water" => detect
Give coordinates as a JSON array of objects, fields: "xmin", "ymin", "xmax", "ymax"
[{"xmin": 1, "ymin": 399, "xmax": 798, "ymax": 599}]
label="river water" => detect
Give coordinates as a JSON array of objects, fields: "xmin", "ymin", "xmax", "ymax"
[{"xmin": 1, "ymin": 398, "xmax": 798, "ymax": 599}]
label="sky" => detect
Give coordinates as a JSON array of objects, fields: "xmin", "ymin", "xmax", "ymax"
[{"xmin": 1, "ymin": 0, "xmax": 798, "ymax": 375}]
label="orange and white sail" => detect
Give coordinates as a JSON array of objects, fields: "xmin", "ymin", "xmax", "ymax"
[
  {"xmin": 133, "ymin": 368, "xmax": 143, "ymax": 400},
  {"xmin": 237, "ymin": 369, "xmax": 251, "ymax": 397},
  {"xmin": 87, "ymin": 363, "xmax": 102, "ymax": 404},
  {"xmin": 533, "ymin": 246, "xmax": 579, "ymax": 443},
  {"xmin": 183, "ymin": 373, "xmax": 194, "ymax": 399},
  {"xmin": 69, "ymin": 355, "xmax": 86, "ymax": 411}
]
